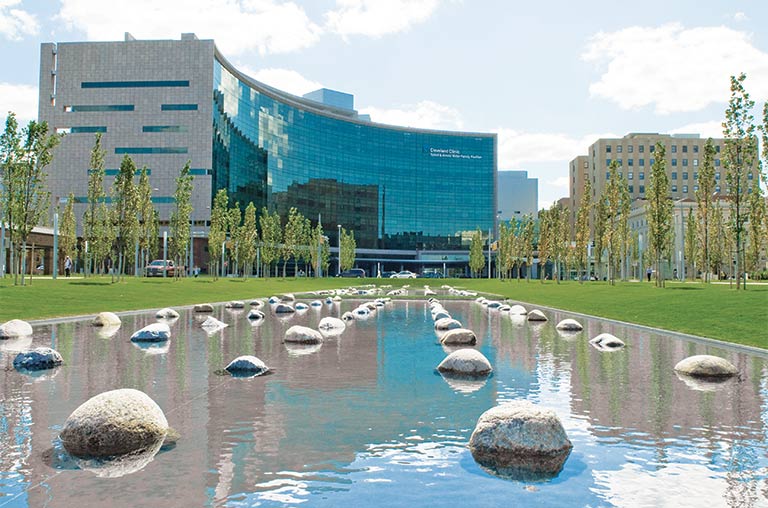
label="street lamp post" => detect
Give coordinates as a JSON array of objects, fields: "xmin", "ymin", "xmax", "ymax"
[{"xmin": 337, "ymin": 224, "xmax": 342, "ymax": 276}]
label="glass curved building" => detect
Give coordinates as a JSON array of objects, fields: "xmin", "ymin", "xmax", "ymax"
[{"xmin": 40, "ymin": 33, "xmax": 496, "ymax": 254}]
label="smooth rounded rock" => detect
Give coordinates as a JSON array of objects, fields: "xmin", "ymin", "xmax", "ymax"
[
  {"xmin": 310, "ymin": 300, "xmax": 323, "ymax": 307},
  {"xmin": 440, "ymin": 328, "xmax": 477, "ymax": 345},
  {"xmin": 247, "ymin": 309, "xmax": 265, "ymax": 320},
  {"xmin": 130, "ymin": 323, "xmax": 171, "ymax": 342},
  {"xmin": 279, "ymin": 294, "xmax": 296, "ymax": 302},
  {"xmin": 155, "ymin": 308, "xmax": 180, "ymax": 319},
  {"xmin": 295, "ymin": 302, "xmax": 309, "ymax": 311},
  {"xmin": 435, "ymin": 317, "xmax": 462, "ymax": 331},
  {"xmin": 249, "ymin": 300, "xmax": 264, "ymax": 308},
  {"xmin": 268, "ymin": 296, "xmax": 280, "ymax": 304},
  {"xmin": 486, "ymin": 301, "xmax": 503, "ymax": 309},
  {"xmin": 60, "ymin": 389, "xmax": 169, "ymax": 458},
  {"xmin": 0, "ymin": 319, "xmax": 33, "ymax": 338},
  {"xmin": 201, "ymin": 316, "xmax": 227, "ymax": 331},
  {"xmin": 318, "ymin": 317, "xmax": 346, "ymax": 331},
  {"xmin": 13, "ymin": 347, "xmax": 63, "ymax": 371},
  {"xmin": 274, "ymin": 303, "xmax": 295, "ymax": 314},
  {"xmin": 432, "ymin": 311, "xmax": 451, "ymax": 322},
  {"xmin": 556, "ymin": 319, "xmax": 583, "ymax": 331},
  {"xmin": 674, "ymin": 355, "xmax": 738, "ymax": 378},
  {"xmin": 225, "ymin": 355, "xmax": 269, "ymax": 376},
  {"xmin": 508, "ymin": 304, "xmax": 527, "ymax": 315},
  {"xmin": 469, "ymin": 401, "xmax": 573, "ymax": 479},
  {"xmin": 224, "ymin": 301, "xmax": 245, "ymax": 309},
  {"xmin": 284, "ymin": 325, "xmax": 323, "ymax": 344},
  {"xmin": 193, "ymin": 304, "xmax": 213, "ymax": 313},
  {"xmin": 341, "ymin": 311, "xmax": 355, "ymax": 321},
  {"xmin": 590, "ymin": 333, "xmax": 625, "ymax": 350},
  {"xmin": 92, "ymin": 312, "xmax": 121, "ymax": 327},
  {"xmin": 527, "ymin": 310, "xmax": 548, "ymax": 322},
  {"xmin": 437, "ymin": 348, "xmax": 492, "ymax": 376}
]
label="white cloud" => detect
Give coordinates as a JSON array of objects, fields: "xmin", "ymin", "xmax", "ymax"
[
  {"xmin": 669, "ymin": 120, "xmax": 723, "ymax": 139},
  {"xmin": 325, "ymin": 0, "xmax": 441, "ymax": 38},
  {"xmin": 496, "ymin": 129, "xmax": 617, "ymax": 168},
  {"xmin": 236, "ymin": 66, "xmax": 323, "ymax": 96},
  {"xmin": 582, "ymin": 23, "xmax": 768, "ymax": 114},
  {"xmin": 547, "ymin": 176, "xmax": 570, "ymax": 189},
  {"xmin": 0, "ymin": 82, "xmax": 38, "ymax": 124},
  {"xmin": 0, "ymin": 0, "xmax": 38, "ymax": 40},
  {"xmin": 733, "ymin": 11, "xmax": 748, "ymax": 22},
  {"xmin": 361, "ymin": 100, "xmax": 463, "ymax": 130},
  {"xmin": 57, "ymin": 0, "xmax": 322, "ymax": 56}
]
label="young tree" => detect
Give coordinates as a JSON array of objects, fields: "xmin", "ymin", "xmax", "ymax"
[
  {"xmin": 259, "ymin": 207, "xmax": 282, "ymax": 277},
  {"xmin": 745, "ymin": 177, "xmax": 766, "ymax": 277},
  {"xmin": 722, "ymin": 73, "xmax": 758, "ymax": 290},
  {"xmin": 58, "ymin": 193, "xmax": 77, "ymax": 272},
  {"xmin": 5, "ymin": 119, "xmax": 60, "ymax": 285},
  {"xmin": 1, "ymin": 113, "xmax": 22, "ymax": 281},
  {"xmin": 603, "ymin": 160, "xmax": 630, "ymax": 284},
  {"xmin": 208, "ymin": 188, "xmax": 228, "ymax": 279},
  {"xmin": 574, "ymin": 179, "xmax": 592, "ymax": 283},
  {"xmin": 647, "ymin": 142, "xmax": 673, "ymax": 287},
  {"xmin": 535, "ymin": 211, "xmax": 549, "ymax": 282},
  {"xmin": 238, "ymin": 202, "xmax": 258, "ymax": 277},
  {"xmin": 497, "ymin": 220, "xmax": 512, "ymax": 279},
  {"xmin": 227, "ymin": 202, "xmax": 241, "ymax": 276},
  {"xmin": 521, "ymin": 214, "xmax": 535, "ymax": 281},
  {"xmin": 83, "ymin": 133, "xmax": 106, "ymax": 277},
  {"xmin": 92, "ymin": 202, "xmax": 113, "ymax": 274},
  {"xmin": 282, "ymin": 207, "xmax": 305, "ymax": 277},
  {"xmin": 696, "ymin": 139, "xmax": 717, "ymax": 282},
  {"xmin": 593, "ymin": 195, "xmax": 607, "ymax": 282},
  {"xmin": 469, "ymin": 228, "xmax": 485, "ymax": 278},
  {"xmin": 136, "ymin": 167, "xmax": 155, "ymax": 272},
  {"xmin": 553, "ymin": 203, "xmax": 569, "ymax": 283},
  {"xmin": 111, "ymin": 155, "xmax": 139, "ymax": 281},
  {"xmin": 339, "ymin": 228, "xmax": 356, "ymax": 272},
  {"xmin": 169, "ymin": 162, "xmax": 193, "ymax": 279},
  {"xmin": 684, "ymin": 209, "xmax": 697, "ymax": 281},
  {"xmin": 309, "ymin": 221, "xmax": 327, "ymax": 277}
]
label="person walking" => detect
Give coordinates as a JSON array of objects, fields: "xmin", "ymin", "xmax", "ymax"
[
  {"xmin": 646, "ymin": 267, "xmax": 652, "ymax": 282},
  {"xmin": 64, "ymin": 255, "xmax": 72, "ymax": 278}
]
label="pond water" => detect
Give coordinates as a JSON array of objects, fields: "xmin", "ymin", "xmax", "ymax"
[{"xmin": 1, "ymin": 293, "xmax": 767, "ymax": 507}]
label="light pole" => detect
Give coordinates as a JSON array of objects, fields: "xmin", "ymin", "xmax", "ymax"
[
  {"xmin": 52, "ymin": 210, "xmax": 59, "ymax": 279},
  {"xmin": 337, "ymin": 224, "xmax": 342, "ymax": 276}
]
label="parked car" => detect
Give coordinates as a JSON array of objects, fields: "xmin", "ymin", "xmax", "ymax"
[
  {"xmin": 340, "ymin": 268, "xmax": 366, "ymax": 278},
  {"xmin": 145, "ymin": 259, "xmax": 176, "ymax": 277},
  {"xmin": 390, "ymin": 270, "xmax": 417, "ymax": 279},
  {"xmin": 421, "ymin": 272, "xmax": 444, "ymax": 279},
  {"xmin": 381, "ymin": 271, "xmax": 397, "ymax": 279}
]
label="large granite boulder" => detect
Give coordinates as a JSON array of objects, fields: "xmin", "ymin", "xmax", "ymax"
[
  {"xmin": 435, "ymin": 317, "xmax": 462, "ymax": 331},
  {"xmin": 527, "ymin": 309, "xmax": 548, "ymax": 322},
  {"xmin": 318, "ymin": 317, "xmax": 346, "ymax": 331},
  {"xmin": 674, "ymin": 355, "xmax": 738, "ymax": 378},
  {"xmin": 508, "ymin": 305, "xmax": 527, "ymax": 315},
  {"xmin": 440, "ymin": 328, "xmax": 477, "ymax": 346},
  {"xmin": 274, "ymin": 303, "xmax": 295, "ymax": 314},
  {"xmin": 247, "ymin": 309, "xmax": 265, "ymax": 321},
  {"xmin": 432, "ymin": 311, "xmax": 451, "ymax": 322},
  {"xmin": 589, "ymin": 333, "xmax": 625, "ymax": 350},
  {"xmin": 92, "ymin": 312, "xmax": 121, "ymax": 327},
  {"xmin": 556, "ymin": 319, "xmax": 583, "ymax": 331},
  {"xmin": 469, "ymin": 401, "xmax": 573, "ymax": 479},
  {"xmin": 155, "ymin": 308, "xmax": 180, "ymax": 319},
  {"xmin": 193, "ymin": 303, "xmax": 213, "ymax": 313},
  {"xmin": 284, "ymin": 325, "xmax": 323, "ymax": 344},
  {"xmin": 224, "ymin": 301, "xmax": 245, "ymax": 309},
  {"xmin": 437, "ymin": 348, "xmax": 492, "ymax": 376},
  {"xmin": 0, "ymin": 319, "xmax": 33, "ymax": 338},
  {"xmin": 225, "ymin": 355, "xmax": 269, "ymax": 377},
  {"xmin": 201, "ymin": 316, "xmax": 228, "ymax": 332},
  {"xmin": 130, "ymin": 323, "xmax": 171, "ymax": 342},
  {"xmin": 13, "ymin": 347, "xmax": 63, "ymax": 371},
  {"xmin": 60, "ymin": 388, "xmax": 169, "ymax": 458}
]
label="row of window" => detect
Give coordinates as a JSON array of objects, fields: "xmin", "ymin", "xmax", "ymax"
[
  {"xmin": 115, "ymin": 147, "xmax": 188, "ymax": 154},
  {"xmin": 63, "ymin": 104, "xmax": 198, "ymax": 112},
  {"xmin": 73, "ymin": 196, "xmax": 176, "ymax": 204},
  {"xmin": 605, "ymin": 144, "xmax": 721, "ymax": 154},
  {"xmin": 605, "ymin": 170, "xmax": 754, "ymax": 181},
  {"xmin": 57, "ymin": 125, "xmax": 187, "ymax": 134},
  {"xmin": 606, "ymin": 158, "xmax": 714, "ymax": 167},
  {"xmin": 85, "ymin": 168, "xmax": 211, "ymax": 176},
  {"xmin": 80, "ymin": 80, "xmax": 189, "ymax": 89}
]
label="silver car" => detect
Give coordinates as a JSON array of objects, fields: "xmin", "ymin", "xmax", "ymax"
[{"xmin": 390, "ymin": 270, "xmax": 417, "ymax": 279}]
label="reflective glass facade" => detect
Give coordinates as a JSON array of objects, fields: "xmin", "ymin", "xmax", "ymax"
[{"xmin": 212, "ymin": 57, "xmax": 496, "ymax": 250}]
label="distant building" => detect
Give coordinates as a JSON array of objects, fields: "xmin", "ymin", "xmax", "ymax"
[{"xmin": 497, "ymin": 170, "xmax": 538, "ymax": 222}]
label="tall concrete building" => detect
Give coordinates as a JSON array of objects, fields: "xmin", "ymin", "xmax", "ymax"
[
  {"xmin": 497, "ymin": 170, "xmax": 538, "ymax": 221},
  {"xmin": 567, "ymin": 132, "xmax": 759, "ymax": 217},
  {"xmin": 38, "ymin": 33, "xmax": 497, "ymax": 259}
]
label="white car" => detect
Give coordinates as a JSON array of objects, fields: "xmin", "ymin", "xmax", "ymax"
[{"xmin": 390, "ymin": 270, "xmax": 417, "ymax": 279}]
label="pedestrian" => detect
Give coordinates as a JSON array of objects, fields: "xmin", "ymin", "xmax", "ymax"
[
  {"xmin": 64, "ymin": 255, "xmax": 72, "ymax": 278},
  {"xmin": 646, "ymin": 267, "xmax": 652, "ymax": 282},
  {"xmin": 673, "ymin": 268, "xmax": 678, "ymax": 280}
]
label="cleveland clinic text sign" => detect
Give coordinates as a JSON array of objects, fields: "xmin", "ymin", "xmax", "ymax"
[{"xmin": 425, "ymin": 147, "xmax": 483, "ymax": 160}]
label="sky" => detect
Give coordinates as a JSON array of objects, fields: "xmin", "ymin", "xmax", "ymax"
[{"xmin": 1, "ymin": 0, "xmax": 767, "ymax": 208}]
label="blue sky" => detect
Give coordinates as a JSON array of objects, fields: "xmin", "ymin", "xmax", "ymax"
[{"xmin": 1, "ymin": 0, "xmax": 766, "ymax": 208}]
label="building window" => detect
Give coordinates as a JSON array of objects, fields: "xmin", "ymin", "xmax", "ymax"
[
  {"xmin": 672, "ymin": 185, "xmax": 678, "ymax": 192},
  {"xmin": 628, "ymin": 145, "xmax": 634, "ymax": 153},
  {"xmin": 682, "ymin": 172, "xmax": 688, "ymax": 180},
  {"xmin": 617, "ymin": 145, "xmax": 623, "ymax": 153},
  {"xmin": 617, "ymin": 158, "xmax": 622, "ymax": 166},
  {"xmin": 64, "ymin": 104, "xmax": 134, "ymax": 112},
  {"xmin": 682, "ymin": 159, "xmax": 688, "ymax": 167},
  {"xmin": 142, "ymin": 125, "xmax": 188, "ymax": 133},
  {"xmin": 606, "ymin": 145, "xmax": 612, "ymax": 153},
  {"xmin": 694, "ymin": 185, "xmax": 699, "ymax": 192},
  {"xmin": 56, "ymin": 126, "xmax": 107, "ymax": 134},
  {"xmin": 693, "ymin": 159, "xmax": 698, "ymax": 166},
  {"xmin": 650, "ymin": 158, "xmax": 655, "ymax": 166},
  {"xmin": 650, "ymin": 145, "xmax": 655, "ymax": 153},
  {"xmin": 161, "ymin": 103, "xmax": 198, "ymax": 111},
  {"xmin": 682, "ymin": 145, "xmax": 688, "ymax": 153},
  {"xmin": 81, "ymin": 80, "xmax": 189, "ymax": 88},
  {"xmin": 628, "ymin": 159, "xmax": 634, "ymax": 166},
  {"xmin": 694, "ymin": 172, "xmax": 698, "ymax": 180},
  {"xmin": 115, "ymin": 147, "xmax": 188, "ymax": 154},
  {"xmin": 583, "ymin": 161, "xmax": 588, "ymax": 168},
  {"xmin": 606, "ymin": 159, "xmax": 611, "ymax": 166},
  {"xmin": 639, "ymin": 185, "xmax": 645, "ymax": 194},
  {"xmin": 639, "ymin": 172, "xmax": 645, "ymax": 180},
  {"xmin": 639, "ymin": 145, "xmax": 645, "ymax": 153},
  {"xmin": 715, "ymin": 159, "xmax": 720, "ymax": 167},
  {"xmin": 629, "ymin": 185, "xmax": 634, "ymax": 193},
  {"xmin": 671, "ymin": 171, "xmax": 677, "ymax": 180},
  {"xmin": 671, "ymin": 159, "xmax": 677, "ymax": 166},
  {"xmin": 716, "ymin": 145, "xmax": 721, "ymax": 153},
  {"xmin": 715, "ymin": 185, "xmax": 721, "ymax": 192},
  {"xmin": 693, "ymin": 145, "xmax": 699, "ymax": 153},
  {"xmin": 682, "ymin": 185, "xmax": 688, "ymax": 193},
  {"xmin": 715, "ymin": 172, "xmax": 720, "ymax": 180},
  {"xmin": 671, "ymin": 145, "xmax": 677, "ymax": 153},
  {"xmin": 748, "ymin": 172, "xmax": 754, "ymax": 180},
  {"xmin": 639, "ymin": 159, "xmax": 645, "ymax": 166},
  {"xmin": 628, "ymin": 172, "xmax": 633, "ymax": 180},
  {"xmin": 606, "ymin": 171, "xmax": 611, "ymax": 179},
  {"xmin": 189, "ymin": 169, "xmax": 212, "ymax": 175}
]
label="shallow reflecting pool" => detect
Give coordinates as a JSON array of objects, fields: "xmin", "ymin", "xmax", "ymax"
[{"xmin": 1, "ymin": 295, "xmax": 767, "ymax": 507}]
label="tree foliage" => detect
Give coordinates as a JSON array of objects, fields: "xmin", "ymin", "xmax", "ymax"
[
  {"xmin": 238, "ymin": 202, "xmax": 258, "ymax": 277},
  {"xmin": 83, "ymin": 133, "xmax": 106, "ymax": 277},
  {"xmin": 647, "ymin": 142, "xmax": 673, "ymax": 287},
  {"xmin": 574, "ymin": 179, "xmax": 592, "ymax": 283},
  {"xmin": 58, "ymin": 193, "xmax": 77, "ymax": 270},
  {"xmin": 469, "ymin": 228, "xmax": 485, "ymax": 277},
  {"xmin": 136, "ymin": 167, "xmax": 155, "ymax": 272},
  {"xmin": 695, "ymin": 139, "xmax": 717, "ymax": 282},
  {"xmin": 259, "ymin": 207, "xmax": 282, "ymax": 277},
  {"xmin": 208, "ymin": 188, "xmax": 228, "ymax": 279},
  {"xmin": 169, "ymin": 161, "xmax": 193, "ymax": 279},
  {"xmin": 339, "ymin": 227, "xmax": 356, "ymax": 272},
  {"xmin": 111, "ymin": 155, "xmax": 139, "ymax": 280}
]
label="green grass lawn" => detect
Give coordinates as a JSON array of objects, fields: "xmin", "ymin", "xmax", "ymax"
[{"xmin": 1, "ymin": 276, "xmax": 766, "ymax": 349}]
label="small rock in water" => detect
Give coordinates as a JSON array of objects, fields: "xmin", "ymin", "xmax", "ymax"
[
  {"xmin": 526, "ymin": 310, "xmax": 548, "ymax": 322},
  {"xmin": 247, "ymin": 309, "xmax": 265, "ymax": 320},
  {"xmin": 193, "ymin": 303, "xmax": 214, "ymax": 313},
  {"xmin": 508, "ymin": 305, "xmax": 527, "ymax": 315},
  {"xmin": 201, "ymin": 316, "xmax": 228, "ymax": 331},
  {"xmin": 130, "ymin": 323, "xmax": 171, "ymax": 342},
  {"xmin": 92, "ymin": 312, "xmax": 121, "ymax": 327},
  {"xmin": 556, "ymin": 319, "xmax": 583, "ymax": 331},
  {"xmin": 13, "ymin": 347, "xmax": 63, "ymax": 371},
  {"xmin": 437, "ymin": 348, "xmax": 492, "ymax": 376},
  {"xmin": 674, "ymin": 355, "xmax": 738, "ymax": 378},
  {"xmin": 589, "ymin": 333, "xmax": 625, "ymax": 350},
  {"xmin": 434, "ymin": 317, "xmax": 462, "ymax": 331},
  {"xmin": 274, "ymin": 303, "xmax": 295, "ymax": 314},
  {"xmin": 440, "ymin": 328, "xmax": 477, "ymax": 346},
  {"xmin": 0, "ymin": 319, "xmax": 33, "ymax": 338},
  {"xmin": 318, "ymin": 317, "xmax": 346, "ymax": 331},
  {"xmin": 284, "ymin": 325, "xmax": 323, "ymax": 344},
  {"xmin": 225, "ymin": 355, "xmax": 269, "ymax": 377},
  {"xmin": 224, "ymin": 301, "xmax": 245, "ymax": 309},
  {"xmin": 155, "ymin": 308, "xmax": 180, "ymax": 319}
]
